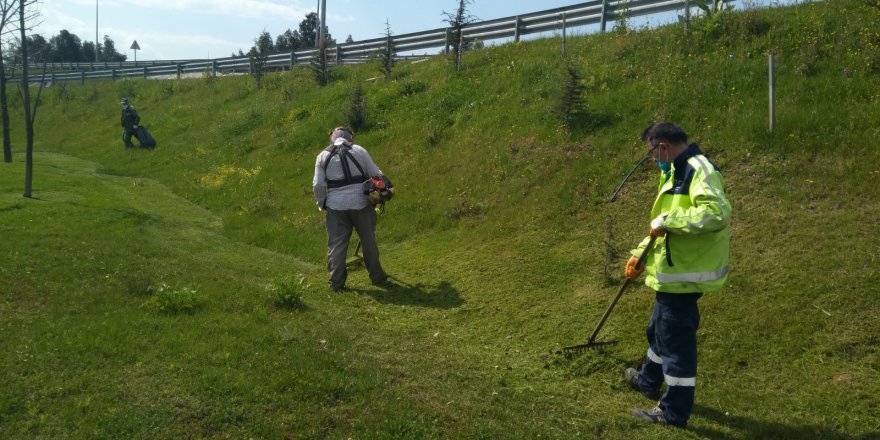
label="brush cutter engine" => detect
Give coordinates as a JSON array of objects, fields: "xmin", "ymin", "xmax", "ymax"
[{"xmin": 363, "ymin": 175, "xmax": 394, "ymax": 205}]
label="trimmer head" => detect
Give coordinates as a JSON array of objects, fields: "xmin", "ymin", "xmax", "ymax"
[{"xmin": 563, "ymin": 339, "xmax": 618, "ymax": 353}]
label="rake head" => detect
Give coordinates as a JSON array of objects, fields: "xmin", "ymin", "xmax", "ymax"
[{"xmin": 562, "ymin": 339, "xmax": 618, "ymax": 353}]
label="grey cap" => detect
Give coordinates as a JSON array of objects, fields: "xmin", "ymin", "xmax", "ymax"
[{"xmin": 329, "ymin": 127, "xmax": 352, "ymax": 143}]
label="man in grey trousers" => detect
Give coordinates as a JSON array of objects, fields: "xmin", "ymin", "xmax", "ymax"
[{"xmin": 313, "ymin": 127, "xmax": 388, "ymax": 291}]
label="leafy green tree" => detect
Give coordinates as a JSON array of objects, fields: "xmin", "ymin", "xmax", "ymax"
[
  {"xmin": 248, "ymin": 31, "xmax": 273, "ymax": 88},
  {"xmin": 81, "ymin": 41, "xmax": 96, "ymax": 61},
  {"xmin": 299, "ymin": 12, "xmax": 320, "ymax": 47},
  {"xmin": 100, "ymin": 35, "xmax": 127, "ymax": 62},
  {"xmin": 275, "ymin": 29, "xmax": 301, "ymax": 52},
  {"xmin": 299, "ymin": 12, "xmax": 334, "ymax": 47},
  {"xmin": 49, "ymin": 30, "xmax": 84, "ymax": 62},
  {"xmin": 25, "ymin": 34, "xmax": 49, "ymax": 63}
]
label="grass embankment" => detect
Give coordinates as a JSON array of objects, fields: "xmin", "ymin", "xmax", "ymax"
[{"xmin": 1, "ymin": 1, "xmax": 879, "ymax": 438}]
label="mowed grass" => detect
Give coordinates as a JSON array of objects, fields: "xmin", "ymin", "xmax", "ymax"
[{"xmin": 1, "ymin": 0, "xmax": 880, "ymax": 438}]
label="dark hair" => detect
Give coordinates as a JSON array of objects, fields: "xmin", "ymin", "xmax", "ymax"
[{"xmin": 641, "ymin": 122, "xmax": 688, "ymax": 147}]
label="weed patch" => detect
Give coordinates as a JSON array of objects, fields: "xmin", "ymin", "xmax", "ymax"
[
  {"xmin": 142, "ymin": 283, "xmax": 201, "ymax": 314},
  {"xmin": 268, "ymin": 275, "xmax": 309, "ymax": 311}
]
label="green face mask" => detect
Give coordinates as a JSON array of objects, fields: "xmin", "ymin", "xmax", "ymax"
[{"xmin": 656, "ymin": 159, "xmax": 672, "ymax": 175}]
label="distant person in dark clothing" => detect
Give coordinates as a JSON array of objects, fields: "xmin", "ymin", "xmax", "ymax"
[{"xmin": 120, "ymin": 97, "xmax": 140, "ymax": 149}]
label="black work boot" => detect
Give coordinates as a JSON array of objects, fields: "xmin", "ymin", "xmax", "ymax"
[{"xmin": 625, "ymin": 367, "xmax": 661, "ymax": 401}]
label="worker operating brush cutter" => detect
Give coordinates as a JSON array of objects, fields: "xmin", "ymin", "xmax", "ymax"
[{"xmin": 313, "ymin": 126, "xmax": 392, "ymax": 292}]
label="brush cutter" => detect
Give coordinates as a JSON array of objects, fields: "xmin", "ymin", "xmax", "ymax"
[
  {"xmin": 564, "ymin": 235, "xmax": 658, "ymax": 352},
  {"xmin": 346, "ymin": 240, "xmax": 364, "ymax": 267}
]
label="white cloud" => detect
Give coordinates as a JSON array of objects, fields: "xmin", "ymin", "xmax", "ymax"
[{"xmin": 36, "ymin": 4, "xmax": 92, "ymax": 39}]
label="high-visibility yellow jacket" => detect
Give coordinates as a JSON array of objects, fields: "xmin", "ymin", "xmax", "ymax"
[{"xmin": 631, "ymin": 144, "xmax": 731, "ymax": 293}]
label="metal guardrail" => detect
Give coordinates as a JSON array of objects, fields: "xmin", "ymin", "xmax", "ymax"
[{"xmin": 10, "ymin": 0, "xmax": 701, "ymax": 84}]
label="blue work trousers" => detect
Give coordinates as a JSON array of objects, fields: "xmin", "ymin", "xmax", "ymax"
[{"xmin": 636, "ymin": 291, "xmax": 702, "ymax": 427}]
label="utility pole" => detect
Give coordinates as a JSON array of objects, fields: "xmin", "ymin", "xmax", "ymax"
[
  {"xmin": 95, "ymin": 0, "xmax": 99, "ymax": 62},
  {"xmin": 315, "ymin": 0, "xmax": 320, "ymax": 47},
  {"xmin": 319, "ymin": 0, "xmax": 326, "ymax": 47}
]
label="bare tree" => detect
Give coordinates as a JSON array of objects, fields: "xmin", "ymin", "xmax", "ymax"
[
  {"xmin": 19, "ymin": 0, "xmax": 41, "ymax": 197},
  {"xmin": 0, "ymin": 0, "xmax": 20, "ymax": 163}
]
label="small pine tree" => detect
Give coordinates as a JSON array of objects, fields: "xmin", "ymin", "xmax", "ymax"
[
  {"xmin": 556, "ymin": 65, "xmax": 587, "ymax": 131},
  {"xmin": 378, "ymin": 19, "xmax": 395, "ymax": 79},
  {"xmin": 345, "ymin": 83, "xmax": 367, "ymax": 133},
  {"xmin": 442, "ymin": 0, "xmax": 477, "ymax": 72}
]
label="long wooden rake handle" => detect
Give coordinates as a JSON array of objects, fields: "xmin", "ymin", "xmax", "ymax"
[{"xmin": 565, "ymin": 235, "xmax": 658, "ymax": 351}]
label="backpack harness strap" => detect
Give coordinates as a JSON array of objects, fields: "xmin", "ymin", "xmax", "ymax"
[{"xmin": 323, "ymin": 143, "xmax": 367, "ymax": 189}]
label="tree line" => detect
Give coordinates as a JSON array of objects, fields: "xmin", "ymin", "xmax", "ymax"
[
  {"xmin": 241, "ymin": 0, "xmax": 479, "ymax": 88},
  {"xmin": 237, "ymin": 12, "xmax": 335, "ymax": 58},
  {"xmin": 6, "ymin": 30, "xmax": 128, "ymax": 64}
]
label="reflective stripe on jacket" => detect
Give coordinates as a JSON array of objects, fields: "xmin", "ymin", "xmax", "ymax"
[{"xmin": 631, "ymin": 144, "xmax": 731, "ymax": 293}]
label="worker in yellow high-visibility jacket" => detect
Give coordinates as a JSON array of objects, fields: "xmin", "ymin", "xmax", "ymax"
[{"xmin": 624, "ymin": 122, "xmax": 731, "ymax": 429}]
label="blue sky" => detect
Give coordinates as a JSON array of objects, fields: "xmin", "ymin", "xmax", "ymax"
[{"xmin": 36, "ymin": 0, "xmax": 678, "ymax": 61}]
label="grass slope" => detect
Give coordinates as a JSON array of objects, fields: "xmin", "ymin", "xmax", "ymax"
[{"xmin": 1, "ymin": 1, "xmax": 879, "ymax": 438}]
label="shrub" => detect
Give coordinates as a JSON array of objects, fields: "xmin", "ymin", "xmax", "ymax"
[{"xmin": 399, "ymin": 81, "xmax": 427, "ymax": 97}]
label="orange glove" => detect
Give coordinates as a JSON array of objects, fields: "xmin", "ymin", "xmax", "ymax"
[{"xmin": 625, "ymin": 256, "xmax": 644, "ymax": 279}]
